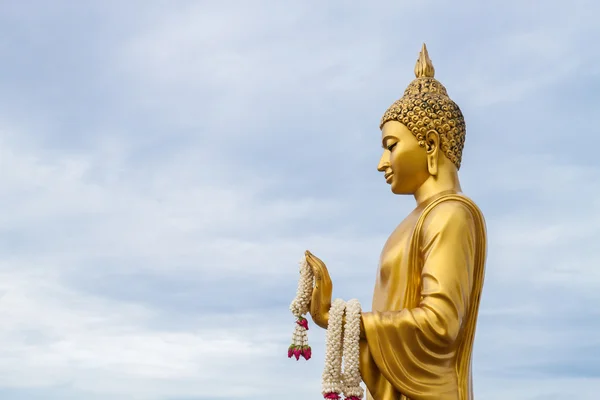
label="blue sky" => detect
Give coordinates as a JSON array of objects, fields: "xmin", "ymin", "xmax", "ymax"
[{"xmin": 0, "ymin": 0, "xmax": 599, "ymax": 399}]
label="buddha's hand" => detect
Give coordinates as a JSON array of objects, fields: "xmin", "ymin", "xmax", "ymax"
[{"xmin": 305, "ymin": 250, "xmax": 332, "ymax": 329}]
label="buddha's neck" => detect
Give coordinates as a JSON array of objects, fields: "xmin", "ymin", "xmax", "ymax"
[{"xmin": 414, "ymin": 167, "xmax": 462, "ymax": 205}]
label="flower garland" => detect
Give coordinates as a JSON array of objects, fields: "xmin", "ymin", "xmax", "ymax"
[
  {"xmin": 341, "ymin": 299, "xmax": 363, "ymax": 400},
  {"xmin": 289, "ymin": 258, "xmax": 313, "ymax": 361},
  {"xmin": 321, "ymin": 299, "xmax": 345, "ymax": 399},
  {"xmin": 288, "ymin": 257, "xmax": 364, "ymax": 400}
]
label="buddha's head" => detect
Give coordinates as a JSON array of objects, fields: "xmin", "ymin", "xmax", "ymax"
[{"xmin": 377, "ymin": 44, "xmax": 466, "ymax": 195}]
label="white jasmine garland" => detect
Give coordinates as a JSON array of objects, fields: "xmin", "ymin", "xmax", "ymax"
[
  {"xmin": 288, "ymin": 258, "xmax": 313, "ymax": 361},
  {"xmin": 290, "ymin": 258, "xmax": 312, "ymax": 317},
  {"xmin": 321, "ymin": 298, "xmax": 345, "ymax": 399},
  {"xmin": 342, "ymin": 299, "xmax": 364, "ymax": 400},
  {"xmin": 289, "ymin": 256, "xmax": 364, "ymax": 400}
]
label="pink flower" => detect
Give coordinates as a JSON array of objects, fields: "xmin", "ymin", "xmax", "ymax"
[
  {"xmin": 323, "ymin": 393, "xmax": 340, "ymax": 400},
  {"xmin": 296, "ymin": 317, "xmax": 309, "ymax": 330},
  {"xmin": 346, "ymin": 397, "xmax": 361, "ymax": 400},
  {"xmin": 293, "ymin": 348, "xmax": 302, "ymax": 360},
  {"xmin": 302, "ymin": 346, "xmax": 312, "ymax": 360},
  {"xmin": 287, "ymin": 345, "xmax": 294, "ymax": 358}
]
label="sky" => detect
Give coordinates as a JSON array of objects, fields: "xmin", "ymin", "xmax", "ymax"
[{"xmin": 0, "ymin": 0, "xmax": 599, "ymax": 399}]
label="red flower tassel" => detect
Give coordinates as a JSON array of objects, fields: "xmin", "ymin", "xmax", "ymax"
[
  {"xmin": 296, "ymin": 317, "xmax": 309, "ymax": 330},
  {"xmin": 293, "ymin": 347, "xmax": 302, "ymax": 360},
  {"xmin": 301, "ymin": 345, "xmax": 312, "ymax": 360},
  {"xmin": 287, "ymin": 345, "xmax": 294, "ymax": 358},
  {"xmin": 323, "ymin": 392, "xmax": 341, "ymax": 400}
]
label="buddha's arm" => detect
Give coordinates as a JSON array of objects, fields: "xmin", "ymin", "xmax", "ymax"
[{"xmin": 359, "ymin": 201, "xmax": 477, "ymax": 396}]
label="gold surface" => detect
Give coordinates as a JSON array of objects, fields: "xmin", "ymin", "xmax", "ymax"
[{"xmin": 305, "ymin": 44, "xmax": 488, "ymax": 400}]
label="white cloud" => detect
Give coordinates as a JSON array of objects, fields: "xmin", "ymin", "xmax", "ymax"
[
  {"xmin": 0, "ymin": 271, "xmax": 281, "ymax": 398},
  {"xmin": 476, "ymin": 377, "xmax": 600, "ymax": 400}
]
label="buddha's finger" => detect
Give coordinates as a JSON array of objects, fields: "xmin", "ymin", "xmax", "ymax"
[
  {"xmin": 305, "ymin": 250, "xmax": 332, "ymax": 288},
  {"xmin": 305, "ymin": 250, "xmax": 332, "ymax": 325}
]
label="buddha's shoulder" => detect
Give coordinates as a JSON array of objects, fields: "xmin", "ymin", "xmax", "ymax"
[{"xmin": 422, "ymin": 195, "xmax": 482, "ymax": 229}]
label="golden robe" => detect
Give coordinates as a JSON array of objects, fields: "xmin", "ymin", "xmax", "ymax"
[{"xmin": 360, "ymin": 191, "xmax": 487, "ymax": 400}]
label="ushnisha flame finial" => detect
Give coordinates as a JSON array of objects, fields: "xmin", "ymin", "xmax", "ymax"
[{"xmin": 414, "ymin": 43, "xmax": 435, "ymax": 79}]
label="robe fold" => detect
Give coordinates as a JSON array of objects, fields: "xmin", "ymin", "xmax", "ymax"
[{"xmin": 359, "ymin": 192, "xmax": 487, "ymax": 400}]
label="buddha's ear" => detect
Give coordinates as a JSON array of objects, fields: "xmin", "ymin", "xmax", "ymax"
[{"xmin": 425, "ymin": 129, "xmax": 440, "ymax": 176}]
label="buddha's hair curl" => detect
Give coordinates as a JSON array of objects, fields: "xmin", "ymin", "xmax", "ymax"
[{"xmin": 380, "ymin": 77, "xmax": 466, "ymax": 170}]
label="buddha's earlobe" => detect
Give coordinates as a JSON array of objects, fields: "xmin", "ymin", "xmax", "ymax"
[{"xmin": 425, "ymin": 130, "xmax": 439, "ymax": 176}]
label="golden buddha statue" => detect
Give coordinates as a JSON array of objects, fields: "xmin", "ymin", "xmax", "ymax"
[{"xmin": 305, "ymin": 44, "xmax": 488, "ymax": 400}]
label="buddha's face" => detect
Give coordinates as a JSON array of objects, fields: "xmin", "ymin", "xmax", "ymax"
[{"xmin": 377, "ymin": 121, "xmax": 430, "ymax": 195}]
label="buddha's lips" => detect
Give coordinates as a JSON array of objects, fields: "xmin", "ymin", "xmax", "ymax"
[{"xmin": 385, "ymin": 173, "xmax": 394, "ymax": 183}]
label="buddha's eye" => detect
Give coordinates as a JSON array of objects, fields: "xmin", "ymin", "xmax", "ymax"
[{"xmin": 387, "ymin": 143, "xmax": 397, "ymax": 152}]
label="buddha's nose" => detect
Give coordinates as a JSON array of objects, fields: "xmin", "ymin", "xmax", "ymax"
[{"xmin": 377, "ymin": 153, "xmax": 389, "ymax": 172}]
